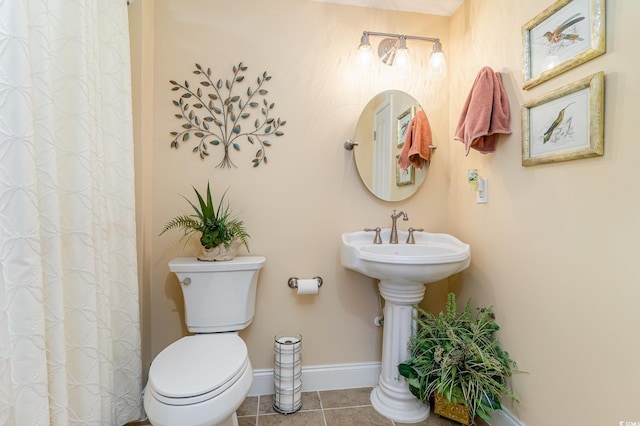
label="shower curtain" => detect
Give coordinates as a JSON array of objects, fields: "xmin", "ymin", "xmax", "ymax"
[{"xmin": 0, "ymin": 0, "xmax": 142, "ymax": 425}]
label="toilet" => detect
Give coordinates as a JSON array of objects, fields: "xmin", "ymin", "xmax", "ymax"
[{"xmin": 144, "ymin": 256, "xmax": 266, "ymax": 426}]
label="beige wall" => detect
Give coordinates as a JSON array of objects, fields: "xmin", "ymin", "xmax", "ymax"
[
  {"xmin": 448, "ymin": 0, "xmax": 640, "ymax": 424},
  {"xmin": 129, "ymin": 0, "xmax": 451, "ymax": 374},
  {"xmin": 130, "ymin": 0, "xmax": 640, "ymax": 424}
]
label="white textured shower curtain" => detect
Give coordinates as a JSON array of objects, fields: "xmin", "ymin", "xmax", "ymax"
[{"xmin": 0, "ymin": 0, "xmax": 142, "ymax": 425}]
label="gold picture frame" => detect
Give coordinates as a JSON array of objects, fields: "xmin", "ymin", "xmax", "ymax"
[
  {"xmin": 522, "ymin": 71, "xmax": 604, "ymax": 167},
  {"xmin": 522, "ymin": 0, "xmax": 605, "ymax": 90},
  {"xmin": 395, "ymin": 155, "xmax": 415, "ymax": 186}
]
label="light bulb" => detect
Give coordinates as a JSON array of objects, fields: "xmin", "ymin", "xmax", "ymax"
[
  {"xmin": 358, "ymin": 44, "xmax": 373, "ymax": 66},
  {"xmin": 427, "ymin": 50, "xmax": 446, "ymax": 80},
  {"xmin": 394, "ymin": 37, "xmax": 411, "ymax": 74},
  {"xmin": 394, "ymin": 48, "xmax": 411, "ymax": 75},
  {"xmin": 357, "ymin": 32, "xmax": 373, "ymax": 67}
]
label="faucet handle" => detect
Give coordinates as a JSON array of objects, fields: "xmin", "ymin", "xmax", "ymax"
[
  {"xmin": 406, "ymin": 227, "xmax": 424, "ymax": 244},
  {"xmin": 364, "ymin": 227, "xmax": 382, "ymax": 244}
]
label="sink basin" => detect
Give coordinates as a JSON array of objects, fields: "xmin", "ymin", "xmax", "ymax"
[{"xmin": 340, "ymin": 229, "xmax": 471, "ymax": 284}]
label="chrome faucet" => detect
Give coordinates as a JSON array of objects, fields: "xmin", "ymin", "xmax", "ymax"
[
  {"xmin": 364, "ymin": 227, "xmax": 382, "ymax": 244},
  {"xmin": 389, "ymin": 210, "xmax": 408, "ymax": 244},
  {"xmin": 406, "ymin": 227, "xmax": 424, "ymax": 244}
]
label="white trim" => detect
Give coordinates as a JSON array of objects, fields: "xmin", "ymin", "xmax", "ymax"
[
  {"xmin": 248, "ymin": 362, "xmax": 381, "ymax": 396},
  {"xmin": 487, "ymin": 407, "xmax": 525, "ymax": 426}
]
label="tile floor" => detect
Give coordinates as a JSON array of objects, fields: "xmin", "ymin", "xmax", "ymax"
[{"xmin": 237, "ymin": 387, "xmax": 489, "ymax": 426}]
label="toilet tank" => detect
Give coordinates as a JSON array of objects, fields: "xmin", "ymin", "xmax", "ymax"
[{"xmin": 168, "ymin": 256, "xmax": 266, "ymax": 333}]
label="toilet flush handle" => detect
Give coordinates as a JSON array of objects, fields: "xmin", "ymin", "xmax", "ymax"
[{"xmin": 180, "ymin": 277, "xmax": 191, "ymax": 286}]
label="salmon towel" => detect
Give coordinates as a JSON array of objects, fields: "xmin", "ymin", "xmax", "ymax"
[
  {"xmin": 454, "ymin": 66, "xmax": 511, "ymax": 155},
  {"xmin": 398, "ymin": 110, "xmax": 432, "ymax": 170}
]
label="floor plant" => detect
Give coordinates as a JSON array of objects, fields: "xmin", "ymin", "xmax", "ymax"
[{"xmin": 398, "ymin": 293, "xmax": 518, "ymax": 423}]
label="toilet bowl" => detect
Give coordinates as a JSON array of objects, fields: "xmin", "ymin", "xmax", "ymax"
[
  {"xmin": 144, "ymin": 256, "xmax": 265, "ymax": 426},
  {"xmin": 144, "ymin": 334, "xmax": 251, "ymax": 426}
]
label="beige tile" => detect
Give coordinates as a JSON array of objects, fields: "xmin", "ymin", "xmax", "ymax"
[
  {"xmin": 396, "ymin": 413, "xmax": 457, "ymax": 426},
  {"xmin": 323, "ymin": 406, "xmax": 392, "ymax": 426},
  {"xmin": 259, "ymin": 392, "xmax": 321, "ymax": 414},
  {"xmin": 259, "ymin": 393, "xmax": 276, "ymax": 414},
  {"xmin": 237, "ymin": 415, "xmax": 256, "ymax": 426},
  {"xmin": 299, "ymin": 391, "xmax": 322, "ymax": 411},
  {"xmin": 319, "ymin": 387, "xmax": 373, "ymax": 409},
  {"xmin": 237, "ymin": 396, "xmax": 258, "ymax": 417},
  {"xmin": 475, "ymin": 417, "xmax": 490, "ymax": 426},
  {"xmin": 396, "ymin": 413, "xmax": 490, "ymax": 426},
  {"xmin": 258, "ymin": 410, "xmax": 325, "ymax": 426}
]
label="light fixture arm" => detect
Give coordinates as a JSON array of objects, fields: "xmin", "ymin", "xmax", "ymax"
[{"xmin": 361, "ymin": 31, "xmax": 440, "ymax": 45}]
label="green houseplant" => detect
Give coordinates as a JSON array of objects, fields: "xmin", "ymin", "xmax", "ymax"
[
  {"xmin": 398, "ymin": 293, "xmax": 518, "ymax": 424},
  {"xmin": 160, "ymin": 183, "xmax": 249, "ymax": 261}
]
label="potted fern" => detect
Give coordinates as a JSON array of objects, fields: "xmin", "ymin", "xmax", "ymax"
[
  {"xmin": 160, "ymin": 183, "xmax": 249, "ymax": 261},
  {"xmin": 398, "ymin": 293, "xmax": 518, "ymax": 425}
]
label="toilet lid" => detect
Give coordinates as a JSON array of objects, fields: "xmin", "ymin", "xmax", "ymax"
[{"xmin": 149, "ymin": 334, "xmax": 248, "ymax": 399}]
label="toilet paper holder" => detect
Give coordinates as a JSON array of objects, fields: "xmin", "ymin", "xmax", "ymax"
[{"xmin": 288, "ymin": 276, "xmax": 323, "ymax": 289}]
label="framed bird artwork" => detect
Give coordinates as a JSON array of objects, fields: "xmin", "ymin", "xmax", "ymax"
[
  {"xmin": 521, "ymin": 72, "xmax": 604, "ymax": 166},
  {"xmin": 522, "ymin": 0, "xmax": 605, "ymax": 90},
  {"xmin": 396, "ymin": 106, "xmax": 415, "ymax": 148}
]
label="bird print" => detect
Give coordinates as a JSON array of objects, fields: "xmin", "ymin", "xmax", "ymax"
[
  {"xmin": 543, "ymin": 102, "xmax": 574, "ymax": 144},
  {"xmin": 400, "ymin": 121, "xmax": 409, "ymax": 139},
  {"xmin": 555, "ymin": 116, "xmax": 573, "ymax": 141},
  {"xmin": 543, "ymin": 13, "xmax": 585, "ymax": 44}
]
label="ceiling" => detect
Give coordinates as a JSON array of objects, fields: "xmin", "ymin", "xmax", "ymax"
[{"xmin": 309, "ymin": 0, "xmax": 463, "ymax": 16}]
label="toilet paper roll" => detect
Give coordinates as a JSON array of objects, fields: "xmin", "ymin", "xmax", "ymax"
[
  {"xmin": 274, "ymin": 336, "xmax": 302, "ymax": 364},
  {"xmin": 274, "ymin": 386, "xmax": 302, "ymax": 413},
  {"xmin": 274, "ymin": 378, "xmax": 302, "ymax": 392},
  {"xmin": 296, "ymin": 278, "xmax": 319, "ymax": 295},
  {"xmin": 274, "ymin": 356, "xmax": 301, "ymax": 370},
  {"xmin": 274, "ymin": 355, "xmax": 301, "ymax": 362},
  {"xmin": 274, "ymin": 367, "xmax": 301, "ymax": 381}
]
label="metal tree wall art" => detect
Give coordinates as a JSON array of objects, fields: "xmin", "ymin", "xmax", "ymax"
[{"xmin": 169, "ymin": 62, "xmax": 286, "ymax": 168}]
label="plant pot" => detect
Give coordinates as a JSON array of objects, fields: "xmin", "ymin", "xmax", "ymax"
[
  {"xmin": 197, "ymin": 238, "xmax": 243, "ymax": 261},
  {"xmin": 434, "ymin": 392, "xmax": 471, "ymax": 425}
]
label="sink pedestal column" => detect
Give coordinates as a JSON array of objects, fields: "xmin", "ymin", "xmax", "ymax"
[{"xmin": 371, "ymin": 279, "xmax": 430, "ymax": 423}]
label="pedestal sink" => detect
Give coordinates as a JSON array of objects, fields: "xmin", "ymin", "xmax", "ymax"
[{"xmin": 340, "ymin": 228, "xmax": 471, "ymax": 423}]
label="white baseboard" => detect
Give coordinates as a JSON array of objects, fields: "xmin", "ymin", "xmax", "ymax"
[
  {"xmin": 248, "ymin": 362, "xmax": 381, "ymax": 396},
  {"xmin": 487, "ymin": 407, "xmax": 525, "ymax": 426}
]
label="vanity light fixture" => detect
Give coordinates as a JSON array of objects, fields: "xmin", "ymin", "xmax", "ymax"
[{"xmin": 357, "ymin": 31, "xmax": 446, "ymax": 79}]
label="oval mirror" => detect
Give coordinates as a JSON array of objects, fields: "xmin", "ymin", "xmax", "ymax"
[{"xmin": 353, "ymin": 90, "xmax": 429, "ymax": 202}]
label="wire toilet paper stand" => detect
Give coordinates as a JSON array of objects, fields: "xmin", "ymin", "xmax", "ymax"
[{"xmin": 273, "ymin": 333, "xmax": 302, "ymax": 414}]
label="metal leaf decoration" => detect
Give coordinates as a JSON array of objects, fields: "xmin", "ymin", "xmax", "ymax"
[{"xmin": 169, "ymin": 62, "xmax": 286, "ymax": 168}]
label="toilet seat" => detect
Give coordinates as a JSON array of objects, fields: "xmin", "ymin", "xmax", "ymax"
[{"xmin": 148, "ymin": 334, "xmax": 248, "ymax": 406}]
